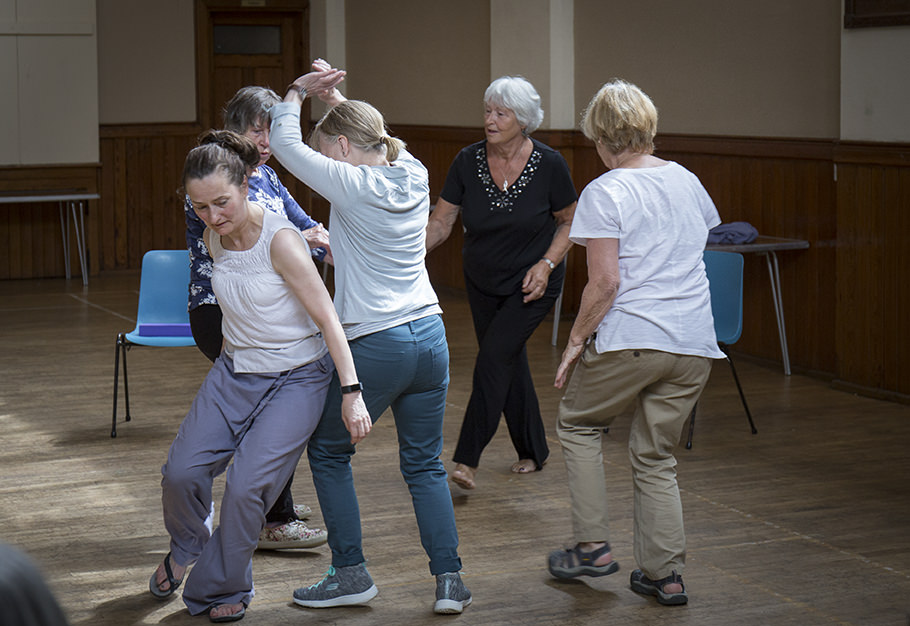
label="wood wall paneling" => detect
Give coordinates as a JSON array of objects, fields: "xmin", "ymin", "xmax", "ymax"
[
  {"xmin": 0, "ymin": 165, "xmax": 99, "ymax": 280},
  {"xmin": 835, "ymin": 147, "xmax": 910, "ymax": 398},
  {"xmin": 97, "ymin": 123, "xmax": 200, "ymax": 271}
]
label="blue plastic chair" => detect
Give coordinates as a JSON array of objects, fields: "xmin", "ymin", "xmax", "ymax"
[
  {"xmin": 685, "ymin": 250, "xmax": 757, "ymax": 449},
  {"xmin": 111, "ymin": 250, "xmax": 196, "ymax": 437}
]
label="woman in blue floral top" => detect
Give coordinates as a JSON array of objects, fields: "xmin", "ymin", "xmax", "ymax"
[{"xmin": 184, "ymin": 85, "xmax": 330, "ymax": 551}]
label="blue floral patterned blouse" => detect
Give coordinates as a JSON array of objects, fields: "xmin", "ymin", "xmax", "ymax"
[{"xmin": 185, "ymin": 163, "xmax": 323, "ymax": 310}]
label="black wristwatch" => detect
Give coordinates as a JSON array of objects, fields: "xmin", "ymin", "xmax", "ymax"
[{"xmin": 340, "ymin": 382, "xmax": 363, "ymax": 394}]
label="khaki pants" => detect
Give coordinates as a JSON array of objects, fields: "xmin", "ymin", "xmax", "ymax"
[{"xmin": 557, "ymin": 345, "xmax": 712, "ymax": 580}]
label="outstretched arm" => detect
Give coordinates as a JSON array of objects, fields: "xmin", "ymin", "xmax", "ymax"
[{"xmin": 271, "ymin": 228, "xmax": 371, "ymax": 443}]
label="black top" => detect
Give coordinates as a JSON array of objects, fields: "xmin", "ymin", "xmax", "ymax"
[{"xmin": 440, "ymin": 138, "xmax": 577, "ymax": 296}]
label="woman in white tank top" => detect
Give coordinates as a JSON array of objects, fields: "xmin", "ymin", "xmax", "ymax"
[{"xmin": 149, "ymin": 130, "xmax": 370, "ymax": 623}]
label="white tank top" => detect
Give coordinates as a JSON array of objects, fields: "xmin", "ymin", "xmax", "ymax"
[{"xmin": 208, "ymin": 208, "xmax": 328, "ymax": 373}]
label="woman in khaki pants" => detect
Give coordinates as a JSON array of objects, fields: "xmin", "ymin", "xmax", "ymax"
[{"xmin": 546, "ymin": 78, "xmax": 725, "ymax": 606}]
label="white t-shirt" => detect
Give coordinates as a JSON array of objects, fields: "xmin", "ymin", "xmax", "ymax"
[{"xmin": 569, "ymin": 161, "xmax": 725, "ymax": 359}]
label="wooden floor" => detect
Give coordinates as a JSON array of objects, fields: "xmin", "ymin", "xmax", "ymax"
[{"xmin": 1, "ymin": 272, "xmax": 909, "ymax": 626}]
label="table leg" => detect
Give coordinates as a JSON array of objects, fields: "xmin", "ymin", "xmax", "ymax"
[
  {"xmin": 58, "ymin": 200, "xmax": 89, "ymax": 285},
  {"xmin": 70, "ymin": 201, "xmax": 89, "ymax": 286},
  {"xmin": 58, "ymin": 202, "xmax": 71, "ymax": 279},
  {"xmin": 761, "ymin": 251, "xmax": 792, "ymax": 376}
]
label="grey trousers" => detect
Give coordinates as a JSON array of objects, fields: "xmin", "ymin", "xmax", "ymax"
[
  {"xmin": 161, "ymin": 352, "xmax": 333, "ymax": 615},
  {"xmin": 557, "ymin": 347, "xmax": 712, "ymax": 580}
]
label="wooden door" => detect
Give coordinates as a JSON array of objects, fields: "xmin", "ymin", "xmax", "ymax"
[{"xmin": 195, "ymin": 1, "xmax": 315, "ymax": 213}]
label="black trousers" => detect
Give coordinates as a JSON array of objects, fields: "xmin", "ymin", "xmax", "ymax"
[
  {"xmin": 452, "ymin": 271, "xmax": 562, "ymax": 469},
  {"xmin": 189, "ymin": 304, "xmax": 298, "ymax": 524}
]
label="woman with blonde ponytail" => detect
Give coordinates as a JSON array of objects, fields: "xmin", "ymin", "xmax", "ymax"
[{"xmin": 270, "ymin": 60, "xmax": 471, "ymax": 615}]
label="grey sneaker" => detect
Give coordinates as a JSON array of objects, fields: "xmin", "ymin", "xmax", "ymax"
[
  {"xmin": 434, "ymin": 571, "xmax": 472, "ymax": 614},
  {"xmin": 292, "ymin": 563, "xmax": 378, "ymax": 608}
]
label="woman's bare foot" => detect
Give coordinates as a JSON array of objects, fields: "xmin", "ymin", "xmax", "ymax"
[
  {"xmin": 451, "ymin": 463, "xmax": 476, "ymax": 489},
  {"xmin": 511, "ymin": 458, "xmax": 547, "ymax": 473},
  {"xmin": 153, "ymin": 553, "xmax": 187, "ymax": 595},
  {"xmin": 510, "ymin": 459, "xmax": 536, "ymax": 473},
  {"xmin": 209, "ymin": 602, "xmax": 245, "ymax": 621}
]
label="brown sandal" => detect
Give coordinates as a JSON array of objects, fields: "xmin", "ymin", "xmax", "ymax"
[{"xmin": 548, "ymin": 543, "xmax": 619, "ymax": 579}]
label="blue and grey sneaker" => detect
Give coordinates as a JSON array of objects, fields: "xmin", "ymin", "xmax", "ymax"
[
  {"xmin": 292, "ymin": 563, "xmax": 378, "ymax": 608},
  {"xmin": 434, "ymin": 571, "xmax": 472, "ymax": 614}
]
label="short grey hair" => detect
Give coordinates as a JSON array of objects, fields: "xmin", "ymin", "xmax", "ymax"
[
  {"xmin": 222, "ymin": 86, "xmax": 281, "ymax": 133},
  {"xmin": 484, "ymin": 76, "xmax": 544, "ymax": 135}
]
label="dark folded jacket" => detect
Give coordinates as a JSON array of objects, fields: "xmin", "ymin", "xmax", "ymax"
[{"xmin": 707, "ymin": 221, "xmax": 758, "ymax": 245}]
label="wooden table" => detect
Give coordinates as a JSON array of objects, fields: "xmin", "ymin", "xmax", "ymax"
[
  {"xmin": 0, "ymin": 191, "xmax": 98, "ymax": 285},
  {"xmin": 707, "ymin": 236, "xmax": 810, "ymax": 375}
]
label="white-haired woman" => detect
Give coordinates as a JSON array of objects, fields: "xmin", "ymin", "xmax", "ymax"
[{"xmin": 427, "ymin": 76, "xmax": 577, "ymax": 489}]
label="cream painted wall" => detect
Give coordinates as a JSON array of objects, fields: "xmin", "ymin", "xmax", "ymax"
[
  {"xmin": 41, "ymin": 0, "xmax": 910, "ymax": 144},
  {"xmin": 490, "ymin": 0, "xmax": 575, "ymax": 130},
  {"xmin": 96, "ymin": 0, "xmax": 195, "ymax": 124},
  {"xmin": 19, "ymin": 34, "xmax": 99, "ymax": 164},
  {"xmin": 841, "ymin": 25, "xmax": 910, "ymax": 142},
  {"xmin": 575, "ymin": 0, "xmax": 841, "ymax": 138},
  {"xmin": 491, "ymin": 0, "xmax": 550, "ymax": 93},
  {"xmin": 308, "ymin": 0, "xmax": 347, "ymax": 121},
  {"xmin": 0, "ymin": 36, "xmax": 17, "ymax": 164},
  {"xmin": 344, "ymin": 0, "xmax": 490, "ymax": 127},
  {"xmin": 0, "ymin": 0, "xmax": 98, "ymax": 165}
]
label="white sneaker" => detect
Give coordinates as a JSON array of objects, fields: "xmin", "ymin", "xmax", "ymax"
[
  {"xmin": 293, "ymin": 503, "xmax": 313, "ymax": 520},
  {"xmin": 258, "ymin": 520, "xmax": 327, "ymax": 550}
]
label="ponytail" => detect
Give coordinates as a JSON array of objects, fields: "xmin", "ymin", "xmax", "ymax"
[
  {"xmin": 378, "ymin": 135, "xmax": 404, "ymax": 162},
  {"xmin": 312, "ymin": 100, "xmax": 406, "ymax": 162}
]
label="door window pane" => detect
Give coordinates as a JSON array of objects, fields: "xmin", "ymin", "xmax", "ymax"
[{"xmin": 213, "ymin": 25, "xmax": 280, "ymax": 54}]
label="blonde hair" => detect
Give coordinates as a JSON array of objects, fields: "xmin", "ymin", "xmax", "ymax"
[
  {"xmin": 581, "ymin": 79, "xmax": 658, "ymax": 154},
  {"xmin": 309, "ymin": 100, "xmax": 405, "ymax": 161}
]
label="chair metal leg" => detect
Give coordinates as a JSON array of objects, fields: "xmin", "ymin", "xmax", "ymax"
[
  {"xmin": 720, "ymin": 344, "xmax": 757, "ymax": 435},
  {"xmin": 111, "ymin": 335, "xmax": 133, "ymax": 438},
  {"xmin": 112, "ymin": 335, "xmax": 122, "ymax": 437},
  {"xmin": 685, "ymin": 402, "xmax": 698, "ymax": 449},
  {"xmin": 122, "ymin": 342, "xmax": 131, "ymax": 423}
]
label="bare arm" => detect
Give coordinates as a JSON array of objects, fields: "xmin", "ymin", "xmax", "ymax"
[
  {"xmin": 270, "ymin": 229, "xmax": 371, "ymax": 443},
  {"xmin": 426, "ymin": 198, "xmax": 460, "ymax": 252},
  {"xmin": 522, "ymin": 201, "xmax": 577, "ymax": 303},
  {"xmin": 554, "ymin": 237, "xmax": 620, "ymax": 388}
]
